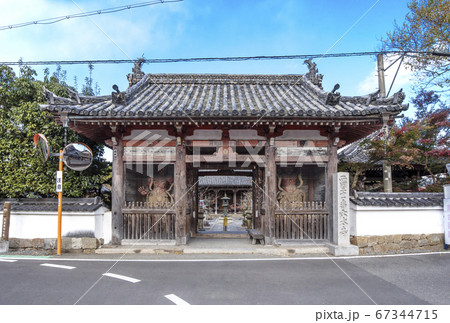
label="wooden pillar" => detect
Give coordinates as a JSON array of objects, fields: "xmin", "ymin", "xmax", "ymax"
[
  {"xmin": 326, "ymin": 129, "xmax": 339, "ymax": 241},
  {"xmin": 308, "ymin": 174, "xmax": 315, "ymax": 202},
  {"xmin": 233, "ymin": 190, "xmax": 237, "ymax": 214},
  {"xmin": 252, "ymin": 167, "xmax": 256, "ymax": 229},
  {"xmin": 264, "ymin": 138, "xmax": 276, "ymax": 243},
  {"xmin": 111, "ymin": 136, "xmax": 124, "ymax": 245},
  {"xmin": 214, "ymin": 190, "xmax": 218, "ymax": 214},
  {"xmin": 193, "ymin": 169, "xmax": 199, "ymax": 234},
  {"xmin": 186, "ymin": 165, "xmax": 196, "ymax": 236},
  {"xmin": 2, "ymin": 202, "xmax": 11, "ymax": 240},
  {"xmin": 175, "ymin": 137, "xmax": 187, "ymax": 245}
]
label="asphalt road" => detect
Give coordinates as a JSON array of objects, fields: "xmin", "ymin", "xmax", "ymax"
[{"xmin": 0, "ymin": 252, "xmax": 449, "ymax": 305}]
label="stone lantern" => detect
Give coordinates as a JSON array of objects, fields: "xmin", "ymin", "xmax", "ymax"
[{"xmin": 221, "ymin": 193, "xmax": 230, "ymax": 231}]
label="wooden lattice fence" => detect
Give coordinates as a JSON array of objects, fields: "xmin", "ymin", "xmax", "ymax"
[
  {"xmin": 275, "ymin": 201, "xmax": 328, "ymax": 240},
  {"xmin": 123, "ymin": 202, "xmax": 175, "ymax": 240}
]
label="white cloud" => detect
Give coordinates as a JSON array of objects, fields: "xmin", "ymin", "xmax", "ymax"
[
  {"xmin": 0, "ymin": 0, "xmax": 189, "ymax": 93},
  {"xmin": 357, "ymin": 54, "xmax": 413, "ymax": 97},
  {"xmin": 0, "ymin": 0, "xmax": 186, "ymax": 62}
]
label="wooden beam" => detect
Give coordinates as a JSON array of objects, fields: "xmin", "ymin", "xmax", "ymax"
[{"xmin": 197, "ymin": 169, "xmax": 253, "ymax": 176}]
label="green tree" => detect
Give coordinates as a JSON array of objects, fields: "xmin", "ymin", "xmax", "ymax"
[
  {"xmin": 366, "ymin": 92, "xmax": 449, "ymax": 191},
  {"xmin": 381, "ymin": 0, "xmax": 450, "ymax": 92},
  {"xmin": 0, "ymin": 64, "xmax": 111, "ymax": 203}
]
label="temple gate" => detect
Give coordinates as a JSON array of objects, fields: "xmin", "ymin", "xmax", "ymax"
[{"xmin": 42, "ymin": 59, "xmax": 407, "ymax": 246}]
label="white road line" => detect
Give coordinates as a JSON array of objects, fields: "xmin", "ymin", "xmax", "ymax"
[
  {"xmin": 40, "ymin": 263, "xmax": 75, "ymax": 270},
  {"xmin": 102, "ymin": 273, "xmax": 140, "ymax": 283},
  {"xmin": 2, "ymin": 250, "xmax": 449, "ymax": 263},
  {"xmin": 165, "ymin": 294, "xmax": 190, "ymax": 305},
  {"xmin": 0, "ymin": 258, "xmax": 17, "ymax": 263}
]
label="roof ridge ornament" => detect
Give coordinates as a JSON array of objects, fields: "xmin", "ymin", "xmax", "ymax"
[
  {"xmin": 325, "ymin": 83, "xmax": 341, "ymax": 106},
  {"xmin": 43, "ymin": 86, "xmax": 54, "ymax": 104},
  {"xmin": 67, "ymin": 87, "xmax": 81, "ymax": 104},
  {"xmin": 112, "ymin": 84, "xmax": 125, "ymax": 105},
  {"xmin": 303, "ymin": 58, "xmax": 323, "ymax": 89},
  {"xmin": 127, "ymin": 57, "xmax": 146, "ymax": 87}
]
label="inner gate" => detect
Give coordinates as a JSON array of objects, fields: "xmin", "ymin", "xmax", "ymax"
[{"xmin": 121, "ymin": 129, "xmax": 329, "ymax": 243}]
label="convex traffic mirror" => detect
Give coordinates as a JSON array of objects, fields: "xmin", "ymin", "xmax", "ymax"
[
  {"xmin": 33, "ymin": 134, "xmax": 50, "ymax": 162},
  {"xmin": 63, "ymin": 143, "xmax": 93, "ymax": 171}
]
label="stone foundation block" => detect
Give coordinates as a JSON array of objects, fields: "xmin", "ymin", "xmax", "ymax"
[
  {"xmin": 19, "ymin": 239, "xmax": 33, "ymax": 248},
  {"xmin": 418, "ymin": 239, "xmax": 429, "ymax": 247},
  {"xmin": 373, "ymin": 244, "xmax": 388, "ymax": 253},
  {"xmin": 393, "ymin": 234, "xmax": 403, "ymax": 243},
  {"xmin": 402, "ymin": 234, "xmax": 413, "ymax": 241},
  {"xmin": 386, "ymin": 243, "xmax": 400, "ymax": 251},
  {"xmin": 61, "ymin": 238, "xmax": 72, "ymax": 250},
  {"xmin": 32, "ymin": 238, "xmax": 44, "ymax": 249},
  {"xmin": 81, "ymin": 238, "xmax": 98, "ymax": 249},
  {"xmin": 399, "ymin": 240, "xmax": 416, "ymax": 249},
  {"xmin": 8, "ymin": 238, "xmax": 20, "ymax": 249},
  {"xmin": 411, "ymin": 234, "xmax": 421, "ymax": 241},
  {"xmin": 44, "ymin": 238, "xmax": 56, "ymax": 250},
  {"xmin": 350, "ymin": 236, "xmax": 368, "ymax": 247},
  {"xmin": 427, "ymin": 234, "xmax": 442, "ymax": 246},
  {"xmin": 327, "ymin": 243, "xmax": 359, "ymax": 256},
  {"xmin": 367, "ymin": 236, "xmax": 378, "ymax": 247},
  {"xmin": 383, "ymin": 235, "xmax": 394, "ymax": 243},
  {"xmin": 352, "ymin": 234, "xmax": 445, "ymax": 255},
  {"xmin": 0, "ymin": 241, "xmax": 9, "ymax": 253},
  {"xmin": 71, "ymin": 238, "xmax": 82, "ymax": 250}
]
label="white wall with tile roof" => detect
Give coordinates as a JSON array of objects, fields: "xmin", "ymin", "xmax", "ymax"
[
  {"xmin": 5, "ymin": 209, "xmax": 111, "ymax": 243},
  {"xmin": 350, "ymin": 204, "xmax": 444, "ymax": 236}
]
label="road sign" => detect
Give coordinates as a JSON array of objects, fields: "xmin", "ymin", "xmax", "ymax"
[{"xmin": 56, "ymin": 171, "xmax": 63, "ymax": 193}]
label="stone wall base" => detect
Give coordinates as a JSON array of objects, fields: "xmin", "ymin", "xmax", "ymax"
[
  {"xmin": 0, "ymin": 240, "xmax": 9, "ymax": 253},
  {"xmin": 326, "ymin": 243, "xmax": 359, "ymax": 256},
  {"xmin": 8, "ymin": 237, "xmax": 102, "ymax": 253},
  {"xmin": 351, "ymin": 234, "xmax": 445, "ymax": 255}
]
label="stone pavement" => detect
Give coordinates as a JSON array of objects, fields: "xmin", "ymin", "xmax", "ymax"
[
  {"xmin": 204, "ymin": 215, "xmax": 245, "ymax": 232},
  {"xmin": 95, "ymin": 237, "xmax": 331, "ymax": 257},
  {"xmin": 94, "ymin": 215, "xmax": 333, "ymax": 257}
]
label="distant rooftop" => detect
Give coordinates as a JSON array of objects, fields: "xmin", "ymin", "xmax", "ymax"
[
  {"xmin": 1, "ymin": 197, "xmax": 106, "ymax": 212},
  {"xmin": 198, "ymin": 176, "xmax": 252, "ymax": 187}
]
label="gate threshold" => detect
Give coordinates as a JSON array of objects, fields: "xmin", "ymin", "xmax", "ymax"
[{"xmin": 194, "ymin": 231, "xmax": 248, "ymax": 239}]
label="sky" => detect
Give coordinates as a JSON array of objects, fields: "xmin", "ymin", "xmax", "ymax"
[{"xmin": 0, "ymin": 0, "xmax": 414, "ymax": 100}]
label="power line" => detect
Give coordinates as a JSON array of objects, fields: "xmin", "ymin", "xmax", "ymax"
[
  {"xmin": 0, "ymin": 0, "xmax": 183, "ymax": 31},
  {"xmin": 1, "ymin": 51, "xmax": 445, "ymax": 66}
]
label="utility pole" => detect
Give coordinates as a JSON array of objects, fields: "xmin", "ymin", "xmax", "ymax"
[{"xmin": 377, "ymin": 53, "xmax": 392, "ymax": 193}]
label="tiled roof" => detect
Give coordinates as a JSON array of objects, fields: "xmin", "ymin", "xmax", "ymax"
[
  {"xmin": 338, "ymin": 129, "xmax": 383, "ymax": 164},
  {"xmin": 1, "ymin": 197, "xmax": 105, "ymax": 212},
  {"xmin": 198, "ymin": 176, "xmax": 252, "ymax": 187},
  {"xmin": 41, "ymin": 72, "xmax": 408, "ymax": 119},
  {"xmin": 350, "ymin": 192, "xmax": 444, "ymax": 207}
]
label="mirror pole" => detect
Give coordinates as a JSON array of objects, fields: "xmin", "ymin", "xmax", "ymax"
[{"xmin": 57, "ymin": 150, "xmax": 63, "ymax": 256}]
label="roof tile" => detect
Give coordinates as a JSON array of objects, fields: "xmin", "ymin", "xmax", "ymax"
[
  {"xmin": 41, "ymin": 73, "xmax": 408, "ymax": 119},
  {"xmin": 350, "ymin": 192, "xmax": 444, "ymax": 207}
]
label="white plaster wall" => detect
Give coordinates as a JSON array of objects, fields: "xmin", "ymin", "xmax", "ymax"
[
  {"xmin": 350, "ymin": 205, "xmax": 444, "ymax": 236},
  {"xmin": 8, "ymin": 210, "xmax": 112, "ymax": 242},
  {"xmin": 97, "ymin": 211, "xmax": 112, "ymax": 244}
]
